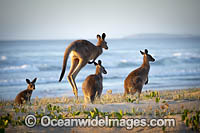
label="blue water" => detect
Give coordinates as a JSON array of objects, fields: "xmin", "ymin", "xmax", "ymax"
[{"xmin": 0, "ymin": 38, "xmax": 200, "ymax": 100}]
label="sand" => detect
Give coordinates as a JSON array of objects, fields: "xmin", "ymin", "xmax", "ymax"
[{"xmin": 1, "ymin": 88, "xmax": 200, "ymax": 132}]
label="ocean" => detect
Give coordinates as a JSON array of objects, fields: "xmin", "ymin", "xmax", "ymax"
[{"xmin": 0, "ymin": 38, "xmax": 200, "ymax": 100}]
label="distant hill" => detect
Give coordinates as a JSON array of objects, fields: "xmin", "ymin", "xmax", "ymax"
[{"xmin": 124, "ymin": 33, "xmax": 200, "ymax": 39}]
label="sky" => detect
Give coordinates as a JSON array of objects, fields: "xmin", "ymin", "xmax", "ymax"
[{"xmin": 0, "ymin": 0, "xmax": 200, "ymax": 40}]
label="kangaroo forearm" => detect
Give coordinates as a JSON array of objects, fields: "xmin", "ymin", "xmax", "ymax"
[
  {"xmin": 145, "ymin": 77, "xmax": 148, "ymax": 85},
  {"xmin": 88, "ymin": 55, "xmax": 98, "ymax": 64},
  {"xmin": 88, "ymin": 60, "xmax": 94, "ymax": 64}
]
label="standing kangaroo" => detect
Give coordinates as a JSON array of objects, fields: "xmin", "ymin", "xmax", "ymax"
[
  {"xmin": 124, "ymin": 49, "xmax": 155, "ymax": 101},
  {"xmin": 59, "ymin": 33, "xmax": 108, "ymax": 99},
  {"xmin": 82, "ymin": 60, "xmax": 107, "ymax": 103},
  {"xmin": 15, "ymin": 78, "xmax": 37, "ymax": 105}
]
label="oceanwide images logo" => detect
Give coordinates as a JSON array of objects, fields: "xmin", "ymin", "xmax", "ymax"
[{"xmin": 25, "ymin": 114, "xmax": 176, "ymax": 129}]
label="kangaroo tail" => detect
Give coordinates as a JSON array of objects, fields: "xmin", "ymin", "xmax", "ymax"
[{"xmin": 59, "ymin": 46, "xmax": 73, "ymax": 82}]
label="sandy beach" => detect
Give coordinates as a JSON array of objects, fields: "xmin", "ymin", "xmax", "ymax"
[{"xmin": 0, "ymin": 88, "xmax": 199, "ymax": 132}]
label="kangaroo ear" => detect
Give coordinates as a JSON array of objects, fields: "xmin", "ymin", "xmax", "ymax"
[
  {"xmin": 98, "ymin": 60, "xmax": 102, "ymax": 65},
  {"xmin": 140, "ymin": 50, "xmax": 144, "ymax": 55},
  {"xmin": 102, "ymin": 33, "xmax": 106, "ymax": 40},
  {"xmin": 94, "ymin": 62, "xmax": 98, "ymax": 66},
  {"xmin": 145, "ymin": 49, "xmax": 148, "ymax": 54},
  {"xmin": 32, "ymin": 78, "xmax": 37, "ymax": 83},
  {"xmin": 26, "ymin": 79, "xmax": 31, "ymax": 84},
  {"xmin": 97, "ymin": 34, "xmax": 101, "ymax": 40}
]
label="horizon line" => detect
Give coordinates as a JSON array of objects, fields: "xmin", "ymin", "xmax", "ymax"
[{"xmin": 0, "ymin": 33, "xmax": 200, "ymax": 41}]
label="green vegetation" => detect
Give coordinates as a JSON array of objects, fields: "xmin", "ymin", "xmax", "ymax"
[
  {"xmin": 0, "ymin": 88, "xmax": 200, "ymax": 132},
  {"xmin": 126, "ymin": 98, "xmax": 136, "ymax": 103},
  {"xmin": 0, "ymin": 102, "xmax": 200, "ymax": 132},
  {"xmin": 181, "ymin": 109, "xmax": 200, "ymax": 131}
]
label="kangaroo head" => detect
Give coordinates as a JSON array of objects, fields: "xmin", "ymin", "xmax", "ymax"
[
  {"xmin": 96, "ymin": 33, "xmax": 108, "ymax": 50},
  {"xmin": 94, "ymin": 60, "xmax": 107, "ymax": 74},
  {"xmin": 26, "ymin": 78, "xmax": 37, "ymax": 90},
  {"xmin": 140, "ymin": 49, "xmax": 155, "ymax": 62}
]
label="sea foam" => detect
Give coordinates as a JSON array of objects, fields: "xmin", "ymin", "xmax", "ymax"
[{"xmin": 1, "ymin": 56, "xmax": 7, "ymax": 60}]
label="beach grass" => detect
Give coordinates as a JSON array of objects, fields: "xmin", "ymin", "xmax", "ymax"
[{"xmin": 0, "ymin": 88, "xmax": 200, "ymax": 132}]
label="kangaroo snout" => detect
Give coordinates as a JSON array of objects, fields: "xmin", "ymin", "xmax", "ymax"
[
  {"xmin": 103, "ymin": 70, "xmax": 107, "ymax": 74},
  {"xmin": 149, "ymin": 55, "xmax": 155, "ymax": 62},
  {"xmin": 104, "ymin": 44, "xmax": 108, "ymax": 50},
  {"xmin": 103, "ymin": 42, "xmax": 108, "ymax": 50}
]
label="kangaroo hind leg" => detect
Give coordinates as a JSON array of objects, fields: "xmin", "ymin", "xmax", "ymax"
[
  {"xmin": 136, "ymin": 84, "xmax": 143, "ymax": 103},
  {"xmin": 71, "ymin": 59, "xmax": 87, "ymax": 99},
  {"xmin": 67, "ymin": 58, "xmax": 79, "ymax": 97}
]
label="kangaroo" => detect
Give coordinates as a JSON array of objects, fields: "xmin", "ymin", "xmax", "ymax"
[
  {"xmin": 15, "ymin": 78, "xmax": 37, "ymax": 105},
  {"xmin": 59, "ymin": 33, "xmax": 108, "ymax": 99},
  {"xmin": 124, "ymin": 49, "xmax": 155, "ymax": 101},
  {"xmin": 82, "ymin": 60, "xmax": 107, "ymax": 103}
]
